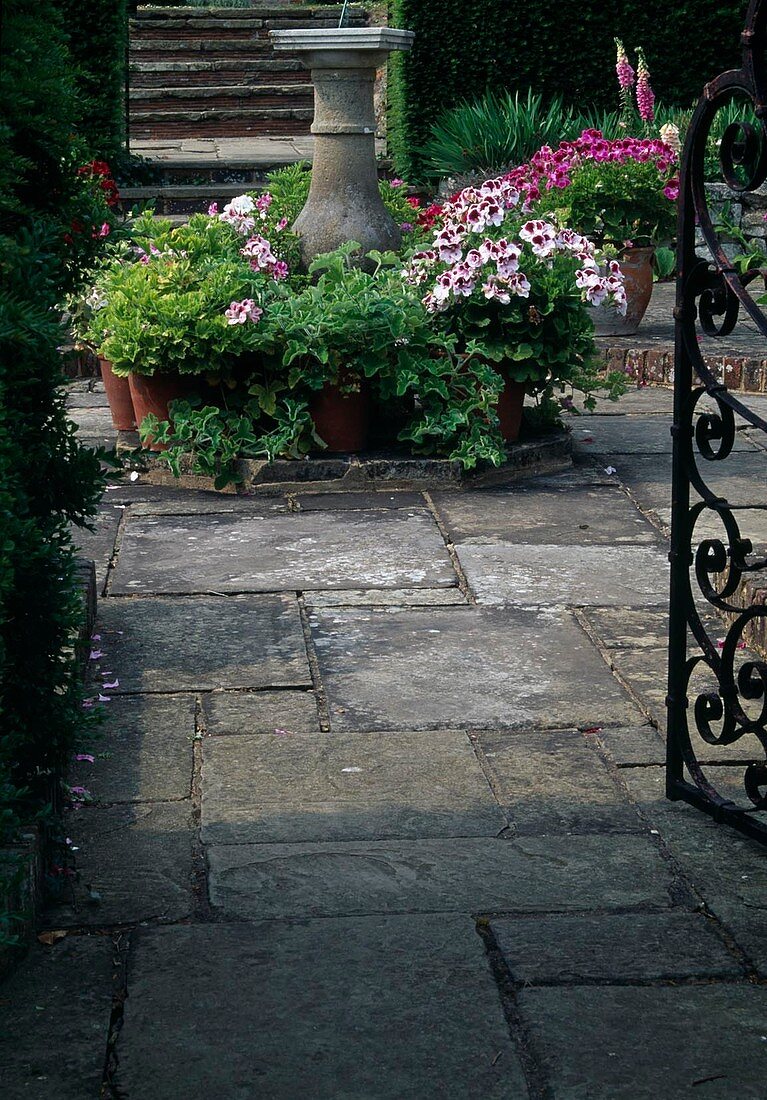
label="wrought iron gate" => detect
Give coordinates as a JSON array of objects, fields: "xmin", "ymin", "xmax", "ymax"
[{"xmin": 667, "ymin": 0, "xmax": 767, "ymax": 843}]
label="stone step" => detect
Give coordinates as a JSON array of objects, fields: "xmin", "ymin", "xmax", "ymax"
[
  {"xmin": 130, "ymin": 109, "xmax": 313, "ymax": 140},
  {"xmin": 120, "ymin": 181, "xmax": 269, "ymax": 216},
  {"xmin": 129, "ymin": 14, "xmax": 365, "ymax": 40},
  {"xmin": 130, "ymin": 59, "xmax": 306, "ymax": 88},
  {"xmin": 129, "ymin": 84, "xmax": 314, "ymax": 112},
  {"xmin": 130, "ymin": 6, "xmax": 360, "ymax": 22}
]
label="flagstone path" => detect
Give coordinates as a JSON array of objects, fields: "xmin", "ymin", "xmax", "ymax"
[{"xmin": 2, "ymin": 385, "xmax": 767, "ymax": 1098}]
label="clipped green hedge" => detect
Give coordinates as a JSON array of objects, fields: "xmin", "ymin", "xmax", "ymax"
[
  {"xmin": 56, "ymin": 0, "xmax": 128, "ymax": 159},
  {"xmin": 0, "ymin": 0, "xmax": 105, "ymax": 949},
  {"xmin": 388, "ymin": 0, "xmax": 747, "ymax": 180}
]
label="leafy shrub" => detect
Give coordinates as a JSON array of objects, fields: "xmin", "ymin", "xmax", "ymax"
[
  {"xmin": 0, "ymin": 0, "xmax": 106, "ymax": 947},
  {"xmin": 421, "ymin": 90, "xmax": 574, "ymax": 180},
  {"xmin": 56, "ymin": 0, "xmax": 127, "ymax": 160}
]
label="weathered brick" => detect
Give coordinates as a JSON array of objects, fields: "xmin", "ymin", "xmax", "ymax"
[
  {"xmin": 743, "ymin": 358, "xmax": 765, "ymax": 392},
  {"xmin": 722, "ymin": 356, "xmax": 744, "ymax": 390}
]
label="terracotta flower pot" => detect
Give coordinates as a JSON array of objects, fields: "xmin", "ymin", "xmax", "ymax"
[
  {"xmin": 309, "ymin": 376, "xmax": 370, "ymax": 453},
  {"xmin": 99, "ymin": 357, "xmax": 136, "ymax": 431},
  {"xmin": 128, "ymin": 373, "xmax": 191, "ymax": 452},
  {"xmin": 592, "ymin": 246, "xmax": 655, "ymax": 337},
  {"xmin": 496, "ymin": 376, "xmax": 526, "ymax": 443}
]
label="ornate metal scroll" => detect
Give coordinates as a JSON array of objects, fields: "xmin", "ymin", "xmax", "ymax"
[{"xmin": 668, "ymin": 0, "xmax": 767, "ymax": 842}]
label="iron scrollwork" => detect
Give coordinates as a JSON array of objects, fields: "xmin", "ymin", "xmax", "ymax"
[{"xmin": 668, "ymin": 0, "xmax": 767, "ymax": 841}]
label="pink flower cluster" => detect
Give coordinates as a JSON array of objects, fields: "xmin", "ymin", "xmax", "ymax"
[
  {"xmin": 224, "ymin": 298, "xmax": 263, "ymax": 325},
  {"xmin": 240, "ymin": 234, "xmax": 288, "ymax": 281},
  {"xmin": 502, "ymin": 129, "xmax": 677, "ymax": 210},
  {"xmin": 406, "ymin": 175, "xmax": 626, "ymax": 316}
]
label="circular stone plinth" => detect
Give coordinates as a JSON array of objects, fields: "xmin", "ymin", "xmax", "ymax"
[{"xmin": 117, "ymin": 433, "xmax": 573, "ymax": 495}]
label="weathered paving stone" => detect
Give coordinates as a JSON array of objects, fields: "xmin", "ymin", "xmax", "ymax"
[
  {"xmin": 607, "ymin": 451, "xmax": 767, "ymax": 516},
  {"xmin": 111, "ymin": 510, "xmax": 456, "ymax": 594},
  {"xmin": 69, "ymin": 406, "xmax": 115, "ymax": 436},
  {"xmin": 518, "ymin": 985, "xmax": 767, "ymax": 1099},
  {"xmin": 101, "ymin": 482, "xmax": 288, "ymax": 513},
  {"xmin": 622, "ymin": 766, "xmax": 767, "ymax": 969},
  {"xmin": 581, "ymin": 606, "xmax": 670, "ymax": 648},
  {"xmin": 116, "ymin": 917, "xmax": 526, "ymax": 1100},
  {"xmin": 203, "ymin": 689, "xmax": 320, "ymax": 735},
  {"xmin": 491, "ymin": 911, "xmax": 742, "ymax": 983},
  {"xmin": 70, "ymin": 505, "xmax": 122, "ymax": 591},
  {"xmin": 201, "ymin": 730, "xmax": 505, "ymax": 844},
  {"xmin": 0, "ymin": 935, "xmax": 114, "ymax": 1100},
  {"xmin": 305, "ymin": 587, "xmax": 468, "ymax": 608},
  {"xmin": 477, "ymin": 729, "xmax": 642, "ymax": 834},
  {"xmin": 70, "ymin": 694, "xmax": 196, "ymax": 803},
  {"xmin": 571, "ymin": 415, "xmax": 759, "ymax": 454},
  {"xmin": 97, "ymin": 595, "xmax": 311, "ymax": 692},
  {"xmin": 456, "ymin": 544, "xmax": 669, "ymax": 607},
  {"xmin": 595, "ymin": 724, "xmax": 667, "ymax": 766},
  {"xmin": 45, "ymin": 801, "xmax": 194, "ymax": 926},
  {"xmin": 432, "ymin": 485, "xmax": 660, "ymax": 545},
  {"xmin": 207, "ymin": 834, "xmax": 675, "ymax": 919},
  {"xmin": 294, "ymin": 490, "xmax": 426, "ymax": 510},
  {"xmin": 311, "ymin": 607, "xmax": 642, "ymax": 731}
]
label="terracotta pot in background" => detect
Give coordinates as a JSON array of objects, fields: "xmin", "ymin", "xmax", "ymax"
[
  {"xmin": 99, "ymin": 357, "xmax": 136, "ymax": 431},
  {"xmin": 592, "ymin": 246, "xmax": 655, "ymax": 337},
  {"xmin": 496, "ymin": 377, "xmax": 526, "ymax": 443},
  {"xmin": 309, "ymin": 376, "xmax": 371, "ymax": 453},
  {"xmin": 128, "ymin": 373, "xmax": 192, "ymax": 452}
]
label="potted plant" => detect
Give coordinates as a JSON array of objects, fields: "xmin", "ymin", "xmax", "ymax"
[
  {"xmin": 405, "ymin": 175, "xmax": 627, "ymax": 440},
  {"xmin": 85, "ymin": 205, "xmax": 289, "ymax": 449}
]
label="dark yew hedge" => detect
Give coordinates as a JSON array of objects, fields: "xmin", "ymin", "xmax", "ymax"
[
  {"xmin": 56, "ymin": 0, "xmax": 128, "ymax": 159},
  {"xmin": 0, "ymin": 0, "xmax": 105, "ymax": 947},
  {"xmin": 388, "ymin": 0, "xmax": 747, "ymax": 179}
]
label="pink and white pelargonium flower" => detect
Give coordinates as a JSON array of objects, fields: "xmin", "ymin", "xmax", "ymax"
[
  {"xmin": 407, "ymin": 171, "xmax": 626, "ymax": 317},
  {"xmin": 218, "ymin": 194, "xmax": 257, "ymax": 236},
  {"xmin": 224, "ymin": 298, "xmax": 263, "ymax": 325},
  {"xmin": 240, "ymin": 235, "xmax": 289, "ymax": 280}
]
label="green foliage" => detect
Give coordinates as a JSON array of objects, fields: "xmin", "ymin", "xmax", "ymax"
[
  {"xmin": 0, "ymin": 0, "xmax": 106, "ymax": 933},
  {"xmin": 548, "ymin": 159, "xmax": 677, "ymax": 247},
  {"xmin": 89, "ymin": 214, "xmax": 286, "ymax": 377},
  {"xmin": 388, "ymin": 0, "xmax": 745, "ymax": 181},
  {"xmin": 421, "ymin": 90, "xmax": 575, "ymax": 180},
  {"xmin": 263, "ymin": 163, "xmax": 421, "ymax": 238},
  {"xmin": 55, "ymin": 0, "xmax": 127, "ymax": 160}
]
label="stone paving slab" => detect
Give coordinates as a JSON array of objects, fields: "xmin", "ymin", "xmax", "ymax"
[
  {"xmin": 310, "ymin": 607, "xmax": 642, "ymax": 732},
  {"xmin": 111, "ymin": 509, "xmax": 456, "ymax": 594},
  {"xmin": 305, "ymin": 587, "xmax": 469, "ymax": 608},
  {"xmin": 70, "ymin": 505, "xmax": 122, "ymax": 591},
  {"xmin": 97, "ymin": 595, "xmax": 311, "ymax": 692},
  {"xmin": 45, "ymin": 801, "xmax": 194, "ymax": 927},
  {"xmin": 571, "ymin": 416, "xmax": 759, "ymax": 454},
  {"xmin": 102, "ymin": 482, "xmax": 289, "ymax": 512},
  {"xmin": 518, "ymin": 984, "xmax": 767, "ymax": 1099},
  {"xmin": 622, "ymin": 766, "xmax": 767, "ymax": 968},
  {"xmin": 456, "ymin": 544, "xmax": 669, "ymax": 608},
  {"xmin": 491, "ymin": 910, "xmax": 741, "ymax": 982},
  {"xmin": 432, "ymin": 485, "xmax": 660, "ymax": 545},
  {"xmin": 116, "ymin": 917, "xmax": 526, "ymax": 1100},
  {"xmin": 581, "ymin": 606, "xmax": 670, "ymax": 648},
  {"xmin": 294, "ymin": 490, "xmax": 426, "ymax": 510},
  {"xmin": 207, "ymin": 834, "xmax": 675, "ymax": 919},
  {"xmin": 68, "ymin": 406, "xmax": 115, "ymax": 435},
  {"xmin": 477, "ymin": 729, "xmax": 642, "ymax": 834},
  {"xmin": 202, "ymin": 689, "xmax": 320, "ymax": 735},
  {"xmin": 65, "ymin": 387, "xmax": 109, "ymax": 409},
  {"xmin": 600, "ymin": 451, "xmax": 767, "ymax": 515},
  {"xmin": 0, "ymin": 935, "xmax": 114, "ymax": 1099},
  {"xmin": 201, "ymin": 730, "xmax": 506, "ymax": 844},
  {"xmin": 71, "ymin": 694, "xmax": 196, "ymax": 803}
]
